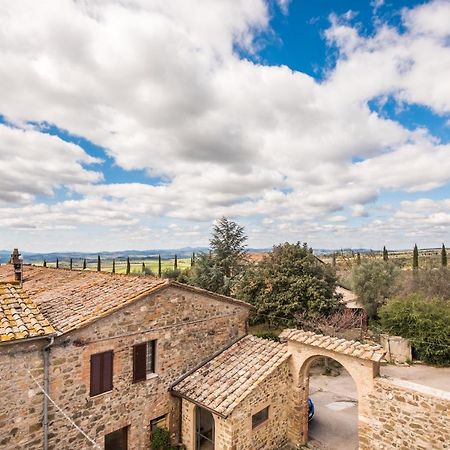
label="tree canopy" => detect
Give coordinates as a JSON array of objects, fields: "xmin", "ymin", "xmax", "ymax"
[
  {"xmin": 352, "ymin": 259, "xmax": 399, "ymax": 320},
  {"xmin": 235, "ymin": 242, "xmax": 342, "ymax": 326},
  {"xmin": 188, "ymin": 217, "xmax": 247, "ymax": 295}
]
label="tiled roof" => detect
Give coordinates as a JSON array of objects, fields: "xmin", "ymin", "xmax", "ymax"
[
  {"xmin": 0, "ymin": 265, "xmax": 166, "ymax": 334},
  {"xmin": 280, "ymin": 329, "xmax": 385, "ymax": 362},
  {"xmin": 0, "ymin": 265, "xmax": 251, "ymax": 336},
  {"xmin": 172, "ymin": 335, "xmax": 290, "ymax": 417},
  {"xmin": 0, "ymin": 282, "xmax": 55, "ymax": 342}
]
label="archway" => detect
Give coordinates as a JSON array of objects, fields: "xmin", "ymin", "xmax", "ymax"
[
  {"xmin": 306, "ymin": 356, "xmax": 358, "ymax": 449},
  {"xmin": 280, "ymin": 329, "xmax": 385, "ymax": 448}
]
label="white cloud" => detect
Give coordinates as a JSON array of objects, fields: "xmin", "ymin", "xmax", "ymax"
[
  {"xmin": 0, "ymin": 0, "xmax": 448, "ymax": 250},
  {"xmin": 0, "ymin": 124, "xmax": 102, "ymax": 203}
]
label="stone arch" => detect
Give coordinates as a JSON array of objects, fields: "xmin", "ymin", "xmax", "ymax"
[{"xmin": 280, "ymin": 329, "xmax": 385, "ymax": 447}]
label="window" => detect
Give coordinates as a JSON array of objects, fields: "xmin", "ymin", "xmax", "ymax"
[
  {"xmin": 90, "ymin": 351, "xmax": 113, "ymax": 396},
  {"xmin": 150, "ymin": 415, "xmax": 167, "ymax": 433},
  {"xmin": 105, "ymin": 426, "xmax": 128, "ymax": 450},
  {"xmin": 252, "ymin": 406, "xmax": 269, "ymax": 429},
  {"xmin": 133, "ymin": 340, "xmax": 156, "ymax": 383}
]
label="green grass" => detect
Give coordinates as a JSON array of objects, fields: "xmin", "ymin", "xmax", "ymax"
[{"xmin": 33, "ymin": 258, "xmax": 192, "ymax": 275}]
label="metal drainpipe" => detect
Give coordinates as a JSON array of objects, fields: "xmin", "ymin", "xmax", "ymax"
[{"xmin": 43, "ymin": 336, "xmax": 55, "ymax": 450}]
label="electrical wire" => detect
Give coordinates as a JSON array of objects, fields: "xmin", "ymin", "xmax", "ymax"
[{"xmin": 26, "ymin": 368, "xmax": 101, "ymax": 449}]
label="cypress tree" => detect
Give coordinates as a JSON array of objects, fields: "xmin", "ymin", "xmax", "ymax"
[
  {"xmin": 332, "ymin": 252, "xmax": 336, "ymax": 268},
  {"xmin": 112, "ymin": 259, "xmax": 115, "ymax": 274},
  {"xmin": 191, "ymin": 252, "xmax": 195, "ymax": 267},
  {"xmin": 43, "ymin": 260, "xmax": 47, "ymax": 268},
  {"xmin": 413, "ymin": 244, "xmax": 419, "ymax": 270},
  {"xmin": 126, "ymin": 257, "xmax": 130, "ymax": 274},
  {"xmin": 97, "ymin": 254, "xmax": 101, "ymax": 272},
  {"xmin": 142, "ymin": 262, "xmax": 145, "ymax": 273},
  {"xmin": 158, "ymin": 255, "xmax": 162, "ymax": 277},
  {"xmin": 56, "ymin": 258, "xmax": 59, "ymax": 269},
  {"xmin": 356, "ymin": 252, "xmax": 361, "ymax": 265},
  {"xmin": 441, "ymin": 243, "xmax": 447, "ymax": 267},
  {"xmin": 70, "ymin": 258, "xmax": 73, "ymax": 270},
  {"xmin": 174, "ymin": 254, "xmax": 178, "ymax": 270},
  {"xmin": 83, "ymin": 258, "xmax": 87, "ymax": 270},
  {"xmin": 383, "ymin": 246, "xmax": 388, "ymax": 261}
]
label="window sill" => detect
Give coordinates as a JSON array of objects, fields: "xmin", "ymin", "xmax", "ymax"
[
  {"xmin": 252, "ymin": 418, "xmax": 269, "ymax": 433},
  {"xmin": 90, "ymin": 389, "xmax": 113, "ymax": 399},
  {"xmin": 133, "ymin": 373, "xmax": 159, "ymax": 384}
]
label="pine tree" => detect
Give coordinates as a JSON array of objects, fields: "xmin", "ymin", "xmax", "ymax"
[
  {"xmin": 413, "ymin": 244, "xmax": 419, "ymax": 270},
  {"xmin": 441, "ymin": 243, "xmax": 447, "ymax": 267},
  {"xmin": 383, "ymin": 246, "xmax": 388, "ymax": 261},
  {"xmin": 210, "ymin": 217, "xmax": 248, "ymax": 278},
  {"xmin": 189, "ymin": 217, "xmax": 247, "ymax": 295},
  {"xmin": 126, "ymin": 257, "xmax": 131, "ymax": 274},
  {"xmin": 97, "ymin": 254, "xmax": 101, "ymax": 272}
]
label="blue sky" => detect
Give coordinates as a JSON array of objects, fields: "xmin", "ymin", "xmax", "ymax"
[{"xmin": 0, "ymin": 0, "xmax": 449, "ymax": 251}]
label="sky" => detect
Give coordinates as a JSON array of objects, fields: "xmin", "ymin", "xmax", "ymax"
[{"xmin": 0, "ymin": 0, "xmax": 450, "ymax": 252}]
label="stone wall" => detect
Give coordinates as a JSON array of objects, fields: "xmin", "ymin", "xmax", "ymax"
[
  {"xmin": 360, "ymin": 376, "xmax": 450, "ymax": 450},
  {"xmin": 0, "ymin": 339, "xmax": 46, "ymax": 450},
  {"xmin": 380, "ymin": 334, "xmax": 412, "ymax": 364},
  {"xmin": 180, "ymin": 360, "xmax": 291, "ymax": 450},
  {"xmin": 230, "ymin": 360, "xmax": 291, "ymax": 450},
  {"xmin": 1, "ymin": 285, "xmax": 249, "ymax": 450}
]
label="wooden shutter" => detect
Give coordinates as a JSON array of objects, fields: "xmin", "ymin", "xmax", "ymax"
[
  {"xmin": 90, "ymin": 351, "xmax": 113, "ymax": 396},
  {"xmin": 90, "ymin": 353, "xmax": 101, "ymax": 396},
  {"xmin": 103, "ymin": 351, "xmax": 113, "ymax": 392},
  {"xmin": 133, "ymin": 343, "xmax": 147, "ymax": 383}
]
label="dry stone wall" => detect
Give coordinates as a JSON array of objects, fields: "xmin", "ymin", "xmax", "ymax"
[{"xmin": 360, "ymin": 376, "xmax": 450, "ymax": 450}]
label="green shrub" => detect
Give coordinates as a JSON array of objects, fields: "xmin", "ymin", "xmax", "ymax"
[
  {"xmin": 379, "ymin": 295, "xmax": 450, "ymax": 365},
  {"xmin": 251, "ymin": 331, "xmax": 280, "ymax": 342},
  {"xmin": 151, "ymin": 427, "xmax": 172, "ymax": 450}
]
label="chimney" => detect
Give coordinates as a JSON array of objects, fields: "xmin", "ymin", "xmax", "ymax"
[{"xmin": 10, "ymin": 248, "xmax": 23, "ymax": 285}]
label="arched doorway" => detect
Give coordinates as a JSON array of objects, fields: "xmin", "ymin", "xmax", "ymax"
[
  {"xmin": 306, "ymin": 356, "xmax": 358, "ymax": 449},
  {"xmin": 195, "ymin": 406, "xmax": 215, "ymax": 450},
  {"xmin": 280, "ymin": 329, "xmax": 384, "ymax": 448}
]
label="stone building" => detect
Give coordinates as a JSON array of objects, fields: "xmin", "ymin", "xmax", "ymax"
[
  {"xmin": 0, "ymin": 264, "xmax": 251, "ymax": 450},
  {"xmin": 1, "ymin": 262, "xmax": 449, "ymax": 450}
]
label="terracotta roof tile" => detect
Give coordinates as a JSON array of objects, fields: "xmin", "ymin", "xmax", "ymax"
[
  {"xmin": 280, "ymin": 328, "xmax": 385, "ymax": 362},
  {"xmin": 0, "ymin": 265, "xmax": 165, "ymax": 334},
  {"xmin": 0, "ymin": 265, "xmax": 251, "ymax": 335},
  {"xmin": 0, "ymin": 282, "xmax": 55, "ymax": 342},
  {"xmin": 172, "ymin": 335, "xmax": 290, "ymax": 417}
]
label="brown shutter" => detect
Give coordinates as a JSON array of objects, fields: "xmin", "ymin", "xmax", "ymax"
[
  {"xmin": 90, "ymin": 353, "xmax": 101, "ymax": 396},
  {"xmin": 91, "ymin": 351, "xmax": 113, "ymax": 396},
  {"xmin": 103, "ymin": 351, "xmax": 113, "ymax": 392},
  {"xmin": 133, "ymin": 343, "xmax": 147, "ymax": 383}
]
